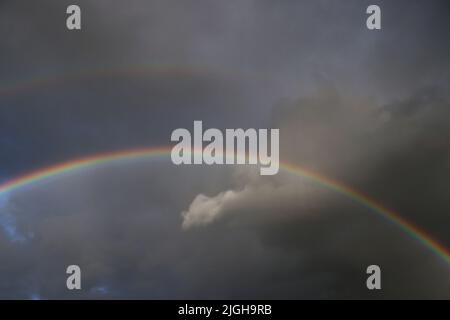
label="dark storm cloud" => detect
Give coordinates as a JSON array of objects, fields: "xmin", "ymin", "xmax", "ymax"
[
  {"xmin": 0, "ymin": 0, "xmax": 449, "ymax": 299},
  {"xmin": 271, "ymin": 85, "xmax": 450, "ymax": 244},
  {"xmin": 179, "ymin": 85, "xmax": 450, "ymax": 298}
]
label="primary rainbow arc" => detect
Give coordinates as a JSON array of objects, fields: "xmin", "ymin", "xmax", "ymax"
[{"xmin": 0, "ymin": 146, "xmax": 449, "ymax": 265}]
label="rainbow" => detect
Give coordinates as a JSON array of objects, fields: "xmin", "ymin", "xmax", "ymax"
[
  {"xmin": 0, "ymin": 146, "xmax": 449, "ymax": 265},
  {"xmin": 0, "ymin": 64, "xmax": 235, "ymax": 97}
]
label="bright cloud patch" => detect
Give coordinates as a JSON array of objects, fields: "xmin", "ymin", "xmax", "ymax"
[{"xmin": 181, "ymin": 190, "xmax": 238, "ymax": 229}]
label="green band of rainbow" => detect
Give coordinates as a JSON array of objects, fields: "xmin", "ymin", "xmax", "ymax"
[{"xmin": 0, "ymin": 146, "xmax": 449, "ymax": 265}]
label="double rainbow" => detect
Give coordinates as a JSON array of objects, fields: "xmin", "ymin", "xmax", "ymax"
[{"xmin": 1, "ymin": 65, "xmax": 449, "ymax": 265}]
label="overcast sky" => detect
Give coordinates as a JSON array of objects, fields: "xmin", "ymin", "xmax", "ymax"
[{"xmin": 0, "ymin": 0, "xmax": 449, "ymax": 299}]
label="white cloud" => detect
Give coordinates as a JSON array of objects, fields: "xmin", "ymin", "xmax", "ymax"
[
  {"xmin": 181, "ymin": 190, "xmax": 239, "ymax": 229},
  {"xmin": 180, "ymin": 170, "xmax": 325, "ymax": 230}
]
